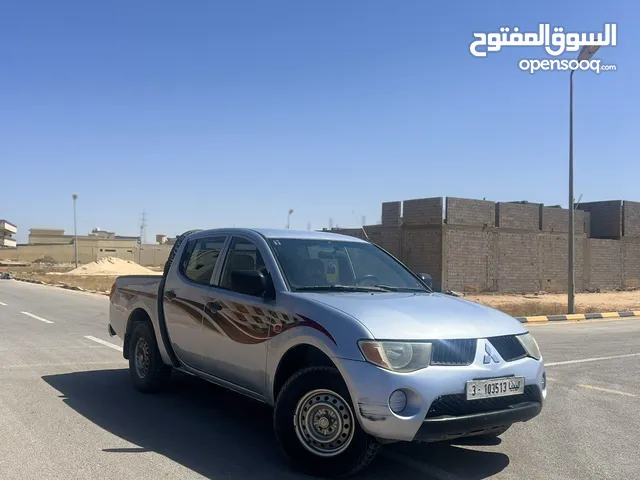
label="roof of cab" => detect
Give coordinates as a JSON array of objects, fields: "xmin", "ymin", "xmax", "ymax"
[
  {"xmin": 254, "ymin": 228, "xmax": 368, "ymax": 242},
  {"xmin": 194, "ymin": 227, "xmax": 368, "ymax": 243}
]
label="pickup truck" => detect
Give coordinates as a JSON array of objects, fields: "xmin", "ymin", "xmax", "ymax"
[{"xmin": 108, "ymin": 228, "xmax": 546, "ymax": 477}]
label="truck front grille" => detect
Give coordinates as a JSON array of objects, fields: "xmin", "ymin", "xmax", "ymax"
[
  {"xmin": 487, "ymin": 335, "xmax": 527, "ymax": 362},
  {"xmin": 430, "ymin": 339, "xmax": 477, "ymax": 366},
  {"xmin": 426, "ymin": 385, "xmax": 540, "ymax": 418}
]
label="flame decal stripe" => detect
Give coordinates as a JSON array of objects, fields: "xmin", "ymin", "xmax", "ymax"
[{"xmin": 116, "ymin": 288, "xmax": 336, "ymax": 346}]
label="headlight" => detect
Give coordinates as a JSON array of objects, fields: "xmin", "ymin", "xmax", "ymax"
[
  {"xmin": 517, "ymin": 332, "xmax": 541, "ymax": 360},
  {"xmin": 357, "ymin": 340, "xmax": 432, "ymax": 372}
]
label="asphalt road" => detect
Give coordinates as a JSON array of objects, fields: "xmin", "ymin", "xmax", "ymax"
[{"xmin": 1, "ymin": 279, "xmax": 639, "ymax": 480}]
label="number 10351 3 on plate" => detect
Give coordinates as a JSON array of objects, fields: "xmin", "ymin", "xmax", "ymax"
[{"xmin": 466, "ymin": 376, "xmax": 525, "ymax": 400}]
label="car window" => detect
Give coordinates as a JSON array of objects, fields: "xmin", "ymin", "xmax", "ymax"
[
  {"xmin": 181, "ymin": 236, "xmax": 227, "ymax": 285},
  {"xmin": 269, "ymin": 238, "xmax": 426, "ymax": 292},
  {"xmin": 219, "ymin": 237, "xmax": 266, "ymax": 293}
]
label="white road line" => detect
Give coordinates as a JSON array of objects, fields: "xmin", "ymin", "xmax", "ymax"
[
  {"xmin": 21, "ymin": 311, "xmax": 54, "ymax": 324},
  {"xmin": 577, "ymin": 384, "xmax": 637, "ymax": 397},
  {"xmin": 0, "ymin": 361, "xmax": 123, "ymax": 369},
  {"xmin": 0, "ymin": 301, "xmax": 7, "ymax": 306},
  {"xmin": 382, "ymin": 451, "xmax": 462, "ymax": 480},
  {"xmin": 85, "ymin": 336, "xmax": 123, "ymax": 352},
  {"xmin": 546, "ymin": 352, "xmax": 640, "ymax": 366}
]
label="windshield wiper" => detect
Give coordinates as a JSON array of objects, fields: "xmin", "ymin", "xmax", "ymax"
[
  {"xmin": 372, "ymin": 284, "xmax": 430, "ymax": 292},
  {"xmin": 293, "ymin": 285, "xmax": 389, "ymax": 293}
]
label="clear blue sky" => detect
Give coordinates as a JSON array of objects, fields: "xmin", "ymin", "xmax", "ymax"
[{"xmin": 1, "ymin": 1, "xmax": 637, "ymax": 243}]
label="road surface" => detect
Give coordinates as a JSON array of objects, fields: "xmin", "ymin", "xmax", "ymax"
[{"xmin": 1, "ymin": 279, "xmax": 639, "ymax": 479}]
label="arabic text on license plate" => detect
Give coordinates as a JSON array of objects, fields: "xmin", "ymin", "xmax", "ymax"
[{"xmin": 466, "ymin": 376, "xmax": 525, "ymax": 401}]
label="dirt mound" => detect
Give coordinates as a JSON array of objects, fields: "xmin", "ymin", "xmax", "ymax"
[
  {"xmin": 63, "ymin": 257, "xmax": 161, "ymax": 276},
  {"xmin": 33, "ymin": 256, "xmax": 58, "ymax": 264}
]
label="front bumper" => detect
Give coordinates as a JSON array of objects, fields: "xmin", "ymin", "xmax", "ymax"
[
  {"xmin": 414, "ymin": 400, "xmax": 541, "ymax": 442},
  {"xmin": 337, "ymin": 354, "xmax": 546, "ymax": 443}
]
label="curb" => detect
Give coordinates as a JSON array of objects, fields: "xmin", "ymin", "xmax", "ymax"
[{"xmin": 516, "ymin": 311, "xmax": 640, "ymax": 323}]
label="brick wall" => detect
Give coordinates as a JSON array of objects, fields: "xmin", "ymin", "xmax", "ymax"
[
  {"xmin": 541, "ymin": 207, "xmax": 584, "ymax": 234},
  {"xmin": 583, "ymin": 211, "xmax": 591, "ymax": 238},
  {"xmin": 622, "ymin": 238, "xmax": 640, "ymax": 288},
  {"xmin": 381, "ymin": 201, "xmax": 401, "ymax": 226},
  {"xmin": 402, "ymin": 197, "xmax": 443, "ymax": 225},
  {"xmin": 578, "ymin": 201, "xmax": 622, "ymax": 238},
  {"xmin": 588, "ymin": 239, "xmax": 622, "ymax": 290},
  {"xmin": 402, "ymin": 227, "xmax": 442, "ymax": 290},
  {"xmin": 331, "ymin": 196, "xmax": 640, "ymax": 295},
  {"xmin": 539, "ymin": 234, "xmax": 585, "ymax": 292},
  {"xmin": 446, "ymin": 198, "xmax": 496, "ymax": 227},
  {"xmin": 623, "ymin": 201, "xmax": 640, "ymax": 237},
  {"xmin": 496, "ymin": 203, "xmax": 540, "ymax": 230},
  {"xmin": 443, "ymin": 229, "xmax": 494, "ymax": 292},
  {"xmin": 495, "ymin": 233, "xmax": 539, "ymax": 292}
]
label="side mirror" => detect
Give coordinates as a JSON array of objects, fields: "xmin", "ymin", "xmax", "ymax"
[
  {"xmin": 417, "ymin": 272, "xmax": 433, "ymax": 289},
  {"xmin": 230, "ymin": 270, "xmax": 268, "ymax": 297}
]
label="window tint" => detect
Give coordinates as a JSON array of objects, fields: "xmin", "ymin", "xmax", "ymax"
[
  {"xmin": 220, "ymin": 237, "xmax": 266, "ymax": 293},
  {"xmin": 181, "ymin": 236, "xmax": 226, "ymax": 285}
]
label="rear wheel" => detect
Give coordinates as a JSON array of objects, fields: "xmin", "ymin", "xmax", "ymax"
[
  {"xmin": 128, "ymin": 322, "xmax": 171, "ymax": 393},
  {"xmin": 273, "ymin": 366, "xmax": 380, "ymax": 478}
]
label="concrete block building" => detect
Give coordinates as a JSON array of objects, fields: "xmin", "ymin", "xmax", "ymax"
[{"xmin": 0, "ymin": 220, "xmax": 17, "ymax": 248}]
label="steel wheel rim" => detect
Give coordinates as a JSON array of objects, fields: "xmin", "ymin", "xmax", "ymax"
[
  {"xmin": 294, "ymin": 389, "xmax": 355, "ymax": 457},
  {"xmin": 134, "ymin": 337, "xmax": 150, "ymax": 379}
]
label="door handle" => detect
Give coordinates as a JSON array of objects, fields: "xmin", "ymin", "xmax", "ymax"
[
  {"xmin": 206, "ymin": 300, "xmax": 222, "ymax": 312},
  {"xmin": 165, "ymin": 289, "xmax": 177, "ymax": 301}
]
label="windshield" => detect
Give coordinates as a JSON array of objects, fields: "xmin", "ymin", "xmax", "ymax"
[{"xmin": 268, "ymin": 238, "xmax": 430, "ymax": 293}]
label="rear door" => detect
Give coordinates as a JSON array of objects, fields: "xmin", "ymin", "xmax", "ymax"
[
  {"xmin": 163, "ymin": 233, "xmax": 229, "ymax": 369},
  {"xmin": 198, "ymin": 235, "xmax": 273, "ymax": 395}
]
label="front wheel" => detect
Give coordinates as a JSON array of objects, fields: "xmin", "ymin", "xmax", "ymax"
[{"xmin": 273, "ymin": 366, "xmax": 380, "ymax": 478}]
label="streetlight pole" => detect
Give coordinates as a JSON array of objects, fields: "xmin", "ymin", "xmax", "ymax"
[
  {"xmin": 72, "ymin": 194, "xmax": 78, "ymax": 267},
  {"xmin": 287, "ymin": 209, "xmax": 294, "ymax": 229},
  {"xmin": 568, "ymin": 45, "xmax": 600, "ymax": 314}
]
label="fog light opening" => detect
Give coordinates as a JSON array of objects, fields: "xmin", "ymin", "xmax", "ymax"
[
  {"xmin": 389, "ymin": 389, "xmax": 407, "ymax": 414},
  {"xmin": 542, "ymin": 372, "xmax": 546, "ymax": 391}
]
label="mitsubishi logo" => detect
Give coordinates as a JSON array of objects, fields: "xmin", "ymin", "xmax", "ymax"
[{"xmin": 483, "ymin": 341, "xmax": 501, "ymax": 364}]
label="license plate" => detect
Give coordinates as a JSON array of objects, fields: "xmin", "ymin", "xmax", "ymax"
[{"xmin": 466, "ymin": 376, "xmax": 525, "ymax": 400}]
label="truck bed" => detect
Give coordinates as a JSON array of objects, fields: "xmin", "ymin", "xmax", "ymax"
[{"xmin": 109, "ymin": 274, "xmax": 163, "ymax": 353}]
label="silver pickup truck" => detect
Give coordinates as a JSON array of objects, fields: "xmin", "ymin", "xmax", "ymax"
[{"xmin": 108, "ymin": 228, "xmax": 546, "ymax": 477}]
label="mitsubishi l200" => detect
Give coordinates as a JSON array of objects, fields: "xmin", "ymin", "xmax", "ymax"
[{"xmin": 108, "ymin": 228, "xmax": 546, "ymax": 477}]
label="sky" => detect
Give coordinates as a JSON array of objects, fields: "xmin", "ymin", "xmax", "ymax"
[{"xmin": 1, "ymin": 0, "xmax": 637, "ymax": 243}]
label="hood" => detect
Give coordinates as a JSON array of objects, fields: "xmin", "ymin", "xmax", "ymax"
[{"xmin": 298, "ymin": 291, "xmax": 527, "ymax": 340}]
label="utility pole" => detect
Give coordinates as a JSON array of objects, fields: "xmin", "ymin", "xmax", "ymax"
[
  {"xmin": 568, "ymin": 44, "xmax": 600, "ymax": 314},
  {"xmin": 139, "ymin": 210, "xmax": 147, "ymax": 264},
  {"xmin": 287, "ymin": 209, "xmax": 294, "ymax": 229},
  {"xmin": 72, "ymin": 194, "xmax": 78, "ymax": 267}
]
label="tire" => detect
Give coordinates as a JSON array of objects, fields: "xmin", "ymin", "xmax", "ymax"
[
  {"xmin": 128, "ymin": 322, "xmax": 171, "ymax": 393},
  {"xmin": 273, "ymin": 366, "xmax": 380, "ymax": 478}
]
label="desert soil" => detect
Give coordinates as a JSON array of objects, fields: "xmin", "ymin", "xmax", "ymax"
[
  {"xmin": 467, "ymin": 290, "xmax": 640, "ymax": 317},
  {"xmin": 49, "ymin": 257, "xmax": 160, "ymax": 276}
]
